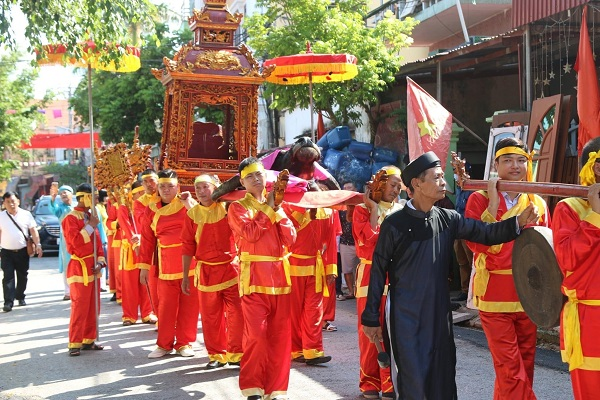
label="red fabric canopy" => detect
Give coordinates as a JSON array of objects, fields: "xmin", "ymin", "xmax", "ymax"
[
  {"xmin": 21, "ymin": 133, "xmax": 102, "ymax": 149},
  {"xmin": 220, "ymin": 189, "xmax": 363, "ymax": 208}
]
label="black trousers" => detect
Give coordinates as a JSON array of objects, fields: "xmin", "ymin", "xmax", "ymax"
[{"xmin": 1, "ymin": 248, "xmax": 30, "ymax": 306}]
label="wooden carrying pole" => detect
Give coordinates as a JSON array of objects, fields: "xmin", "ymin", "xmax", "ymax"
[
  {"xmin": 450, "ymin": 151, "xmax": 589, "ymax": 198},
  {"xmin": 461, "ymin": 180, "xmax": 589, "ymax": 198}
]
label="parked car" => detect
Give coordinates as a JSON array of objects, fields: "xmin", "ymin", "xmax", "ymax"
[{"xmin": 31, "ymin": 195, "xmax": 77, "ymax": 253}]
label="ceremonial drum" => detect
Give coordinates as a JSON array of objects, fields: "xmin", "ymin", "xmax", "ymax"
[{"xmin": 512, "ymin": 226, "xmax": 566, "ymax": 329}]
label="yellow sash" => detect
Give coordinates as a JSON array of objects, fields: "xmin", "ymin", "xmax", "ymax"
[
  {"xmin": 562, "ymin": 287, "xmax": 600, "ymax": 371},
  {"xmin": 239, "ymin": 252, "xmax": 291, "ymax": 296},
  {"xmin": 290, "ymin": 251, "xmax": 329, "ymax": 297},
  {"xmin": 71, "ymin": 254, "xmax": 94, "ymax": 286},
  {"xmin": 193, "ymin": 257, "xmax": 237, "ymax": 292}
]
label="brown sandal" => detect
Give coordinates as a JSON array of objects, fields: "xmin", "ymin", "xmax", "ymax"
[
  {"xmin": 82, "ymin": 342, "xmax": 104, "ymax": 350},
  {"xmin": 69, "ymin": 348, "xmax": 81, "ymax": 356}
]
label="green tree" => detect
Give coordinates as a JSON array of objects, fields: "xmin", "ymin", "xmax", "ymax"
[
  {"xmin": 1, "ymin": 0, "xmax": 157, "ymax": 63},
  {"xmin": 244, "ymin": 0, "xmax": 418, "ymax": 138},
  {"xmin": 70, "ymin": 23, "xmax": 193, "ymax": 145},
  {"xmin": 43, "ymin": 163, "xmax": 88, "ymax": 188},
  {"xmin": 0, "ymin": 52, "xmax": 48, "ymax": 181}
]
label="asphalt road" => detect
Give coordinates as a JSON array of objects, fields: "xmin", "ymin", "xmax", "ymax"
[{"xmin": 0, "ymin": 256, "xmax": 574, "ymax": 399}]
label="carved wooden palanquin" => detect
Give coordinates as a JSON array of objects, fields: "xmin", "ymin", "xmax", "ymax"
[{"xmin": 151, "ymin": 0, "xmax": 273, "ymax": 188}]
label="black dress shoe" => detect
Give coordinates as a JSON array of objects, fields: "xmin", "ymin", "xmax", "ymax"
[
  {"xmin": 450, "ymin": 302, "xmax": 462, "ymax": 311},
  {"xmin": 3, "ymin": 304, "xmax": 12, "ymax": 312},
  {"xmin": 110, "ymin": 294, "xmax": 117, "ymax": 302},
  {"xmin": 292, "ymin": 355, "xmax": 306, "ymax": 363},
  {"xmin": 228, "ymin": 361, "xmax": 240, "ymax": 367},
  {"xmin": 305, "ymin": 355, "xmax": 332, "ymax": 365},
  {"xmin": 206, "ymin": 360, "xmax": 226, "ymax": 369},
  {"xmin": 18, "ymin": 300, "xmax": 26, "ymax": 306},
  {"xmin": 247, "ymin": 396, "xmax": 262, "ymax": 400}
]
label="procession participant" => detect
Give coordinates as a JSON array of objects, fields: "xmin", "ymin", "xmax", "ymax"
[
  {"xmin": 227, "ymin": 157, "xmax": 296, "ymax": 400},
  {"xmin": 352, "ymin": 165, "xmax": 404, "ymax": 399},
  {"xmin": 465, "ymin": 138, "xmax": 549, "ymax": 400},
  {"xmin": 96, "ymin": 189, "xmax": 109, "ymax": 292},
  {"xmin": 62, "ymin": 183, "xmax": 106, "ymax": 356},
  {"xmin": 181, "ymin": 173, "xmax": 243, "ymax": 369},
  {"xmin": 117, "ymin": 180, "xmax": 155, "ymax": 326},
  {"xmin": 553, "ymin": 137, "xmax": 600, "ymax": 400},
  {"xmin": 361, "ymin": 151, "xmax": 539, "ymax": 400},
  {"xmin": 133, "ymin": 169, "xmax": 160, "ymax": 313},
  {"xmin": 105, "ymin": 189, "xmax": 122, "ymax": 303},
  {"xmin": 138, "ymin": 169, "xmax": 198, "ymax": 358},
  {"xmin": 321, "ymin": 207, "xmax": 341, "ymax": 332},
  {"xmin": 283, "ymin": 200, "xmax": 337, "ymax": 365},
  {"xmin": 49, "ymin": 183, "xmax": 74, "ymax": 300}
]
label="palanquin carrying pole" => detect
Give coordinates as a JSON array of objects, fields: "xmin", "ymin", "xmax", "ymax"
[{"xmin": 451, "ymin": 151, "xmax": 588, "ymax": 198}]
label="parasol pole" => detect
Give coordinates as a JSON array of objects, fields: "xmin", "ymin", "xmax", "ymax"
[
  {"xmin": 87, "ymin": 62, "xmax": 100, "ymax": 341},
  {"xmin": 309, "ymin": 72, "xmax": 315, "ymax": 142}
]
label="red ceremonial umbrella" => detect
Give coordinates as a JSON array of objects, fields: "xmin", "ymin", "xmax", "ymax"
[
  {"xmin": 35, "ymin": 41, "xmax": 141, "ymax": 339},
  {"xmin": 264, "ymin": 42, "xmax": 358, "ymax": 141}
]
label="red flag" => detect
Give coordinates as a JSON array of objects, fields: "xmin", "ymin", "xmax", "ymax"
[
  {"xmin": 575, "ymin": 5, "xmax": 600, "ymax": 155},
  {"xmin": 317, "ymin": 111, "xmax": 326, "ymax": 140},
  {"xmin": 406, "ymin": 77, "xmax": 453, "ymax": 167}
]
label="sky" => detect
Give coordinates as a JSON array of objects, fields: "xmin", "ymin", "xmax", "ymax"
[{"xmin": 10, "ymin": 0, "xmax": 188, "ymax": 99}]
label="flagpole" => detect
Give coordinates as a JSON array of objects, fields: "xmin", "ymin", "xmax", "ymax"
[{"xmin": 87, "ymin": 63, "xmax": 100, "ymax": 341}]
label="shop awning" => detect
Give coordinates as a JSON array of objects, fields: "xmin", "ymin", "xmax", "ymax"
[{"xmin": 21, "ymin": 132, "xmax": 102, "ymax": 149}]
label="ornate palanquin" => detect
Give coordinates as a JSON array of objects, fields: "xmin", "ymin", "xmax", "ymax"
[{"xmin": 151, "ymin": 0, "xmax": 273, "ymax": 187}]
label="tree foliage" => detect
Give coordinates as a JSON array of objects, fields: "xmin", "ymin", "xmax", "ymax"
[
  {"xmin": 0, "ymin": 51, "xmax": 48, "ymax": 181},
  {"xmin": 244, "ymin": 0, "xmax": 418, "ymax": 138},
  {"xmin": 1, "ymin": 0, "xmax": 157, "ymax": 64},
  {"xmin": 70, "ymin": 23, "xmax": 193, "ymax": 145},
  {"xmin": 43, "ymin": 162, "xmax": 88, "ymax": 188}
]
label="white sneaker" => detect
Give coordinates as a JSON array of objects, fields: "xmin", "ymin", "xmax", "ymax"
[
  {"xmin": 148, "ymin": 347, "xmax": 171, "ymax": 359},
  {"xmin": 177, "ymin": 346, "xmax": 195, "ymax": 357}
]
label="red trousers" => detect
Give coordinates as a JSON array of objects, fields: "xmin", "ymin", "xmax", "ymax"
[
  {"xmin": 107, "ymin": 237, "xmax": 118, "ymax": 294},
  {"xmin": 147, "ymin": 264, "xmax": 159, "ymax": 315},
  {"xmin": 571, "ymin": 369, "xmax": 600, "ymax": 400},
  {"xmin": 121, "ymin": 268, "xmax": 153, "ymax": 323},
  {"xmin": 479, "ymin": 311, "xmax": 537, "ymax": 400},
  {"xmin": 290, "ymin": 275, "xmax": 325, "ymax": 359},
  {"xmin": 322, "ymin": 280, "xmax": 336, "ymax": 322},
  {"xmin": 356, "ymin": 295, "xmax": 393, "ymax": 394},
  {"xmin": 156, "ymin": 277, "xmax": 199, "ymax": 351},
  {"xmin": 199, "ymin": 284, "xmax": 243, "ymax": 363},
  {"xmin": 108, "ymin": 244, "xmax": 122, "ymax": 301},
  {"xmin": 68, "ymin": 278, "xmax": 100, "ymax": 348},
  {"xmin": 240, "ymin": 293, "xmax": 291, "ymax": 399}
]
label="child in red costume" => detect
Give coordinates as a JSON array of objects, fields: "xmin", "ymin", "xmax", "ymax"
[{"xmin": 227, "ymin": 157, "xmax": 296, "ymax": 400}]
